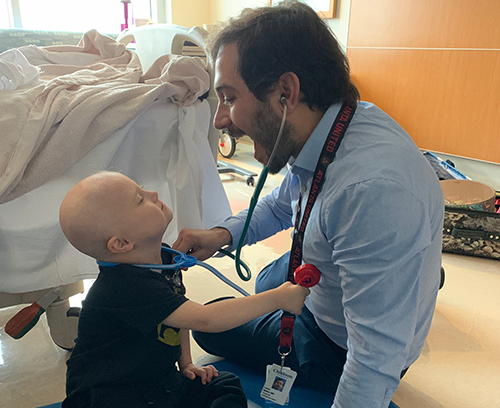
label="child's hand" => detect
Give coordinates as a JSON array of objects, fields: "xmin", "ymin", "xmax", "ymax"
[
  {"xmin": 180, "ymin": 363, "xmax": 219, "ymax": 385},
  {"xmin": 275, "ymin": 282, "xmax": 310, "ymax": 315}
]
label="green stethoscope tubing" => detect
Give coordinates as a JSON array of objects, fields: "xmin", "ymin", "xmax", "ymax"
[
  {"xmin": 217, "ymin": 247, "xmax": 253, "ymax": 282},
  {"xmin": 228, "ymin": 99, "xmax": 288, "ymax": 282},
  {"xmin": 231, "ymin": 165, "xmax": 270, "ymax": 281}
]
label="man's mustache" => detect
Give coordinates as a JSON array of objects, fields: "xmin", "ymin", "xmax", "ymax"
[{"xmin": 222, "ymin": 127, "xmax": 246, "ymax": 138}]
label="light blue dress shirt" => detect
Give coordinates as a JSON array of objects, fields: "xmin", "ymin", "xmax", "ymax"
[{"xmin": 221, "ymin": 102, "xmax": 444, "ymax": 408}]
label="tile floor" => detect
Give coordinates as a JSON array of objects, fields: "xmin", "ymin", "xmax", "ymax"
[{"xmin": 0, "ymin": 141, "xmax": 499, "ymax": 408}]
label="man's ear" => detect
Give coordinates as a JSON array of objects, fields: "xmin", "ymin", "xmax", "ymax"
[
  {"xmin": 277, "ymin": 72, "xmax": 301, "ymax": 112},
  {"xmin": 107, "ymin": 236, "xmax": 134, "ymax": 254}
]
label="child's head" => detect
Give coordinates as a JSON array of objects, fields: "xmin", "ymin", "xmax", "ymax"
[{"xmin": 59, "ymin": 172, "xmax": 173, "ymax": 261}]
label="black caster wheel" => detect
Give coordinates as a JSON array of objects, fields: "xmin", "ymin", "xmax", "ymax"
[
  {"xmin": 246, "ymin": 176, "xmax": 255, "ymax": 186},
  {"xmin": 439, "ymin": 267, "xmax": 445, "ymax": 290},
  {"xmin": 67, "ymin": 306, "xmax": 81, "ymax": 318},
  {"xmin": 218, "ymin": 131, "xmax": 237, "ymax": 158}
]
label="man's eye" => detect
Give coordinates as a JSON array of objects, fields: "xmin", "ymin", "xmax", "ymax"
[{"xmin": 223, "ymin": 97, "xmax": 235, "ymax": 105}]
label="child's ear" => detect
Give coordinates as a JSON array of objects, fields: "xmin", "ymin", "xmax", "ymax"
[{"xmin": 107, "ymin": 236, "xmax": 134, "ymax": 254}]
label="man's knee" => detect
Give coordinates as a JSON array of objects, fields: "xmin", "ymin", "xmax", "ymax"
[{"xmin": 255, "ymin": 252, "xmax": 290, "ymax": 293}]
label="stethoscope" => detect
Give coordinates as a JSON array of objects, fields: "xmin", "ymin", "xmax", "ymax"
[
  {"xmin": 232, "ymin": 95, "xmax": 288, "ymax": 281},
  {"xmin": 231, "ymin": 95, "xmax": 321, "ymax": 289},
  {"xmin": 97, "ymin": 96, "xmax": 319, "ymax": 296},
  {"xmin": 97, "ymin": 246, "xmax": 251, "ymax": 297}
]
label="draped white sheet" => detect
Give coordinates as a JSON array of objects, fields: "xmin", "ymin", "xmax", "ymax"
[
  {"xmin": 0, "ymin": 98, "xmax": 231, "ymax": 293},
  {"xmin": 0, "ymin": 30, "xmax": 211, "ymax": 204},
  {"xmin": 0, "ymin": 28, "xmax": 232, "ymax": 294}
]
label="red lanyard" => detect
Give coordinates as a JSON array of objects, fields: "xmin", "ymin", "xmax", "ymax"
[{"xmin": 279, "ymin": 103, "xmax": 356, "ymax": 355}]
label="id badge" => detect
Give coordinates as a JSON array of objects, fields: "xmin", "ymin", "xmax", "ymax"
[{"xmin": 260, "ymin": 364, "xmax": 297, "ymax": 406}]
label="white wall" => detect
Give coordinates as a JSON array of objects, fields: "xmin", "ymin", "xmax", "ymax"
[
  {"xmin": 153, "ymin": 0, "xmax": 352, "ymax": 48},
  {"xmin": 209, "ymin": 0, "xmax": 351, "ymax": 49},
  {"xmin": 325, "ymin": 0, "xmax": 351, "ymax": 49},
  {"xmin": 209, "ymin": 0, "xmax": 267, "ymax": 25}
]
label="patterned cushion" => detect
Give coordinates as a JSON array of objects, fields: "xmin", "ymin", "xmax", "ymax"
[{"xmin": 0, "ymin": 29, "xmax": 116, "ymax": 53}]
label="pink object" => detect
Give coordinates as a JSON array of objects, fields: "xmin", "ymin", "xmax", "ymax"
[{"xmin": 121, "ymin": 0, "xmax": 134, "ymax": 31}]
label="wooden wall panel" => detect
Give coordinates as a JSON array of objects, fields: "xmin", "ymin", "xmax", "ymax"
[
  {"xmin": 348, "ymin": 0, "xmax": 500, "ymax": 49},
  {"xmin": 347, "ymin": 48, "xmax": 500, "ymax": 163},
  {"xmin": 347, "ymin": 0, "xmax": 500, "ymax": 164}
]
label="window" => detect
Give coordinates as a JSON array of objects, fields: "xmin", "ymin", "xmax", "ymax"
[
  {"xmin": 0, "ymin": 0, "xmax": 12, "ymax": 27},
  {"xmin": 1, "ymin": 0, "xmax": 152, "ymax": 34}
]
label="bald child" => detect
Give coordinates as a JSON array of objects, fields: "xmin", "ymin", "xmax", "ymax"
[{"xmin": 59, "ymin": 171, "xmax": 309, "ymax": 408}]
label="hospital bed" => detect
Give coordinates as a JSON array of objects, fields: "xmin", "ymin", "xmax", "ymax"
[{"xmin": 0, "ymin": 24, "xmax": 231, "ymax": 349}]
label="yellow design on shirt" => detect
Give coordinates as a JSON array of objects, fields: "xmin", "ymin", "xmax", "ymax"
[{"xmin": 157, "ymin": 324, "xmax": 181, "ymax": 346}]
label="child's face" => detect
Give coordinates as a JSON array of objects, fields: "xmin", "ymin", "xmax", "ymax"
[{"xmin": 111, "ymin": 174, "xmax": 173, "ymax": 242}]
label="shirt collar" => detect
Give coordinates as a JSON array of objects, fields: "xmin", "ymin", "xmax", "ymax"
[{"xmin": 291, "ymin": 103, "xmax": 342, "ymax": 174}]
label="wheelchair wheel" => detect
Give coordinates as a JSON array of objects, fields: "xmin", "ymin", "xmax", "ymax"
[{"xmin": 218, "ymin": 131, "xmax": 237, "ymax": 158}]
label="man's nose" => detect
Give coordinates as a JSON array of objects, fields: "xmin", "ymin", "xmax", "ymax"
[{"xmin": 213, "ymin": 102, "xmax": 230, "ymax": 130}]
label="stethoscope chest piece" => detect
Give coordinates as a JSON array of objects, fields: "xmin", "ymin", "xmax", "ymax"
[{"xmin": 294, "ymin": 264, "xmax": 321, "ymax": 287}]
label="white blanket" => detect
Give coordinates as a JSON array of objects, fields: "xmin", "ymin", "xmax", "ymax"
[
  {"xmin": 0, "ymin": 29, "xmax": 210, "ymax": 204},
  {"xmin": 0, "ymin": 48, "xmax": 41, "ymax": 90}
]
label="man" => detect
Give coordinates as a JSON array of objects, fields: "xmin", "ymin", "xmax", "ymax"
[
  {"xmin": 272, "ymin": 378, "xmax": 285, "ymax": 392},
  {"xmin": 173, "ymin": 2, "xmax": 444, "ymax": 407}
]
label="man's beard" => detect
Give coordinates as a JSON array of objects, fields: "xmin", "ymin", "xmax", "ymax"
[{"xmin": 252, "ymin": 101, "xmax": 300, "ymax": 174}]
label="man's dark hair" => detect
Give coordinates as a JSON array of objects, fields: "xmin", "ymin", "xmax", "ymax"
[{"xmin": 209, "ymin": 1, "xmax": 359, "ymax": 112}]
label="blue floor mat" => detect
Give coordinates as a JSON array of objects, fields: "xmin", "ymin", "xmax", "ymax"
[
  {"xmin": 38, "ymin": 361, "xmax": 400, "ymax": 408},
  {"xmin": 212, "ymin": 359, "xmax": 400, "ymax": 408},
  {"xmin": 213, "ymin": 359, "xmax": 332, "ymax": 407}
]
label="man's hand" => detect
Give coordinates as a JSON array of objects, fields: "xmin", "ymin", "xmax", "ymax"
[
  {"xmin": 180, "ymin": 362, "xmax": 219, "ymax": 385},
  {"xmin": 173, "ymin": 227, "xmax": 232, "ymax": 261}
]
